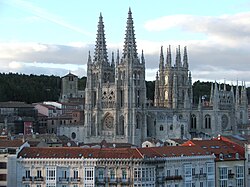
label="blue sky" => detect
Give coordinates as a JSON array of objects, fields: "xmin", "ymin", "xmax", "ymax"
[{"xmin": 1, "ymin": 0, "xmax": 250, "ymax": 85}]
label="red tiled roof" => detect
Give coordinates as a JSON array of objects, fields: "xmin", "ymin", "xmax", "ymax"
[
  {"xmin": 18, "ymin": 147, "xmax": 143, "ymax": 159},
  {"xmin": 138, "ymin": 145, "xmax": 210, "ymax": 158},
  {"xmin": 18, "ymin": 145, "xmax": 213, "ymax": 159},
  {"xmin": 182, "ymin": 139, "xmax": 245, "ymax": 161},
  {"xmin": 0, "ymin": 139, "xmax": 24, "ymax": 148}
]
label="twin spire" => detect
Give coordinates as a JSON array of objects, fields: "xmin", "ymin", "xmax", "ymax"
[
  {"xmin": 92, "ymin": 8, "xmax": 138, "ymax": 65},
  {"xmin": 93, "ymin": 13, "xmax": 108, "ymax": 65}
]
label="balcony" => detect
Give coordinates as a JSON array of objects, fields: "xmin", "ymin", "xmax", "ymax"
[
  {"xmin": 95, "ymin": 177, "xmax": 106, "ymax": 184},
  {"xmin": 157, "ymin": 177, "xmax": 164, "ymax": 183},
  {"xmin": 228, "ymin": 173, "xmax": 235, "ymax": 179},
  {"xmin": 70, "ymin": 177, "xmax": 81, "ymax": 183},
  {"xmin": 108, "ymin": 177, "xmax": 118, "ymax": 184},
  {"xmin": 118, "ymin": 177, "xmax": 131, "ymax": 184},
  {"xmin": 165, "ymin": 175, "xmax": 183, "ymax": 181},
  {"xmin": 22, "ymin": 176, "xmax": 32, "ymax": 183},
  {"xmin": 59, "ymin": 177, "xmax": 69, "ymax": 183},
  {"xmin": 33, "ymin": 176, "xmax": 44, "ymax": 182}
]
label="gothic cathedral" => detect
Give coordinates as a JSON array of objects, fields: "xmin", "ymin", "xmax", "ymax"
[{"xmin": 83, "ymin": 9, "xmax": 248, "ymax": 146}]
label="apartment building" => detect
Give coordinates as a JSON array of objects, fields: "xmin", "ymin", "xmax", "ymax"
[{"xmin": 16, "ymin": 146, "xmax": 215, "ymax": 187}]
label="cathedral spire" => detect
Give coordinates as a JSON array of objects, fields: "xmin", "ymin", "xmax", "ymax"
[
  {"xmin": 183, "ymin": 46, "xmax": 188, "ymax": 69},
  {"xmin": 116, "ymin": 49, "xmax": 120, "ymax": 65},
  {"xmin": 94, "ymin": 13, "xmax": 108, "ymax": 65},
  {"xmin": 111, "ymin": 52, "xmax": 115, "ymax": 67},
  {"xmin": 122, "ymin": 8, "xmax": 138, "ymax": 60},
  {"xmin": 175, "ymin": 45, "xmax": 181, "ymax": 67},
  {"xmin": 141, "ymin": 50, "xmax": 145, "ymax": 64},
  {"xmin": 87, "ymin": 51, "xmax": 92, "ymax": 64},
  {"xmin": 166, "ymin": 45, "xmax": 172, "ymax": 67},
  {"xmin": 159, "ymin": 46, "xmax": 164, "ymax": 71}
]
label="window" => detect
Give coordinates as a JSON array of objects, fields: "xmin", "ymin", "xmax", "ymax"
[
  {"xmin": 184, "ymin": 164, "xmax": 192, "ymax": 180},
  {"xmin": 73, "ymin": 169, "xmax": 79, "ymax": 179},
  {"xmin": 46, "ymin": 167, "xmax": 56, "ymax": 181},
  {"xmin": 192, "ymin": 168, "xmax": 195, "ymax": 175},
  {"xmin": 166, "ymin": 169, "xmax": 170, "ymax": 177},
  {"xmin": 0, "ymin": 162, "xmax": 7, "ymax": 169},
  {"xmin": 85, "ymin": 167, "xmax": 94, "ymax": 181},
  {"xmin": 160, "ymin": 125, "xmax": 164, "ymax": 131},
  {"xmin": 25, "ymin": 169, "xmax": 31, "ymax": 178},
  {"xmin": 170, "ymin": 124, "xmax": 173, "ymax": 130},
  {"xmin": 200, "ymin": 182, "xmax": 203, "ymax": 187},
  {"xmin": 110, "ymin": 169, "xmax": 115, "ymax": 179},
  {"xmin": 205, "ymin": 114, "xmax": 211, "ymax": 129},
  {"xmin": 0, "ymin": 174, "xmax": 7, "ymax": 181},
  {"xmin": 191, "ymin": 114, "xmax": 197, "ymax": 129},
  {"xmin": 98, "ymin": 169, "xmax": 104, "ymax": 179},
  {"xmin": 122, "ymin": 169, "xmax": 127, "ymax": 179},
  {"xmin": 236, "ymin": 166, "xmax": 244, "ymax": 187},
  {"xmin": 175, "ymin": 169, "xmax": 179, "ymax": 176},
  {"xmin": 62, "ymin": 170, "xmax": 67, "ymax": 179},
  {"xmin": 37, "ymin": 170, "xmax": 42, "ymax": 178},
  {"xmin": 219, "ymin": 167, "xmax": 228, "ymax": 187}
]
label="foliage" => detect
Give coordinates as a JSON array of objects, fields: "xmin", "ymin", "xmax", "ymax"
[
  {"xmin": 0, "ymin": 73, "xmax": 249, "ymax": 105},
  {"xmin": 0, "ymin": 73, "xmax": 61, "ymax": 103}
]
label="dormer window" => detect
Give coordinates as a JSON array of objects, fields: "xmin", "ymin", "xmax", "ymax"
[
  {"xmin": 236, "ymin": 152, "xmax": 239, "ymax": 159},
  {"xmin": 219, "ymin": 153, "xmax": 224, "ymax": 160}
]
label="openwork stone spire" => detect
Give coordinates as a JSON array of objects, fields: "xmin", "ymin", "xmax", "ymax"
[
  {"xmin": 94, "ymin": 13, "xmax": 108, "ymax": 65},
  {"xmin": 122, "ymin": 8, "xmax": 138, "ymax": 60}
]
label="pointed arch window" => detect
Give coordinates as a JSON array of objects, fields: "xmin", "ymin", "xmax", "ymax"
[
  {"xmin": 191, "ymin": 114, "xmax": 197, "ymax": 129},
  {"xmin": 160, "ymin": 125, "xmax": 164, "ymax": 131},
  {"xmin": 205, "ymin": 114, "xmax": 211, "ymax": 129}
]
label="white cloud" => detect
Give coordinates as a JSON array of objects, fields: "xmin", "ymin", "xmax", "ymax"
[
  {"xmin": 8, "ymin": 61, "xmax": 22, "ymax": 69},
  {"xmin": 144, "ymin": 12, "xmax": 250, "ymax": 45}
]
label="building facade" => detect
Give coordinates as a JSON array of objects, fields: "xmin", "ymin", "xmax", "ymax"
[
  {"xmin": 60, "ymin": 9, "xmax": 248, "ymax": 145},
  {"xmin": 16, "ymin": 146, "xmax": 215, "ymax": 187}
]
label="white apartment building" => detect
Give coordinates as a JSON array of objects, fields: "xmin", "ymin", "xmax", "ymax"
[{"xmin": 16, "ymin": 146, "xmax": 215, "ymax": 187}]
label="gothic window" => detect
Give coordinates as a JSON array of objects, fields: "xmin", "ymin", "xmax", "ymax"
[
  {"xmin": 103, "ymin": 72, "xmax": 107, "ymax": 83},
  {"xmin": 205, "ymin": 114, "xmax": 211, "ymax": 129},
  {"xmin": 92, "ymin": 91, "xmax": 97, "ymax": 107},
  {"xmin": 170, "ymin": 124, "xmax": 173, "ymax": 130},
  {"xmin": 103, "ymin": 115, "xmax": 114, "ymax": 129},
  {"xmin": 71, "ymin": 132, "xmax": 76, "ymax": 139},
  {"xmin": 191, "ymin": 114, "xmax": 197, "ymax": 129},
  {"xmin": 160, "ymin": 125, "xmax": 164, "ymax": 131},
  {"xmin": 221, "ymin": 114, "xmax": 228, "ymax": 129},
  {"xmin": 136, "ymin": 114, "xmax": 141, "ymax": 129},
  {"xmin": 137, "ymin": 90, "xmax": 140, "ymax": 107},
  {"xmin": 120, "ymin": 90, "xmax": 123, "ymax": 107},
  {"xmin": 240, "ymin": 111, "xmax": 243, "ymax": 120},
  {"xmin": 118, "ymin": 115, "xmax": 125, "ymax": 135},
  {"xmin": 181, "ymin": 125, "xmax": 184, "ymax": 137}
]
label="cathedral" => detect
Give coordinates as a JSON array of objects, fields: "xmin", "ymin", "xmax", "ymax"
[{"xmin": 83, "ymin": 8, "xmax": 248, "ymax": 146}]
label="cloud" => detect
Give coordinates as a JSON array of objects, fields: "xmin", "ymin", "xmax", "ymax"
[{"xmin": 144, "ymin": 12, "xmax": 250, "ymax": 44}]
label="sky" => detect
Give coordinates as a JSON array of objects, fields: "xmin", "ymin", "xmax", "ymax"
[{"xmin": 1, "ymin": 0, "xmax": 250, "ymax": 86}]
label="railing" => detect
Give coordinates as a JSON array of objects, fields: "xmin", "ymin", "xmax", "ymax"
[
  {"xmin": 118, "ymin": 177, "xmax": 131, "ymax": 184},
  {"xmin": 157, "ymin": 175, "xmax": 183, "ymax": 182},
  {"xmin": 59, "ymin": 177, "xmax": 70, "ymax": 182},
  {"xmin": 165, "ymin": 175, "xmax": 183, "ymax": 181},
  {"xmin": 95, "ymin": 177, "xmax": 131, "ymax": 184},
  {"xmin": 70, "ymin": 177, "xmax": 81, "ymax": 182},
  {"xmin": 22, "ymin": 177, "xmax": 32, "ymax": 182},
  {"xmin": 33, "ymin": 176, "xmax": 44, "ymax": 182},
  {"xmin": 228, "ymin": 173, "xmax": 235, "ymax": 179}
]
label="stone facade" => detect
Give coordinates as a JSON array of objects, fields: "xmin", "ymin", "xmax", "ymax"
[{"xmin": 62, "ymin": 9, "xmax": 248, "ymax": 146}]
